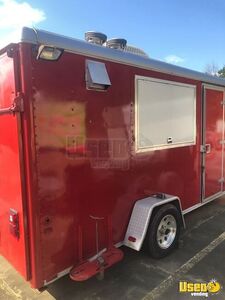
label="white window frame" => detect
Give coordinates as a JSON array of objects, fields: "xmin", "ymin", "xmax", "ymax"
[{"xmin": 135, "ymin": 75, "xmax": 197, "ymax": 153}]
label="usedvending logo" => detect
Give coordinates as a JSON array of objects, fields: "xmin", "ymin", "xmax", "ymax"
[{"xmin": 179, "ymin": 279, "xmax": 221, "ymax": 297}]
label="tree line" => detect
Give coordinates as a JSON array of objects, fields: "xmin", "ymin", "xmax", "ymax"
[{"xmin": 205, "ymin": 63, "xmax": 225, "ymax": 78}]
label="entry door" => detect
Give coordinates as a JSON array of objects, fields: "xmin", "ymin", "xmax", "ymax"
[{"xmin": 202, "ymin": 86, "xmax": 225, "ymax": 200}]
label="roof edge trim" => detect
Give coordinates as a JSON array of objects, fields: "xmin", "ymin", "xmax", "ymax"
[{"xmin": 19, "ymin": 27, "xmax": 225, "ymax": 87}]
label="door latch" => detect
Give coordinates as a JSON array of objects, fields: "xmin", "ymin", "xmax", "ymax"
[
  {"xmin": 9, "ymin": 209, "xmax": 20, "ymax": 239},
  {"xmin": 200, "ymin": 144, "xmax": 211, "ymax": 154}
]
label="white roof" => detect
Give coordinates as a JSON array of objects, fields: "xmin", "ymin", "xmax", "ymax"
[{"xmin": 20, "ymin": 27, "xmax": 225, "ymax": 87}]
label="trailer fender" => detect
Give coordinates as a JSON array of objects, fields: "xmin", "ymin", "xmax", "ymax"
[{"xmin": 124, "ymin": 194, "xmax": 185, "ymax": 251}]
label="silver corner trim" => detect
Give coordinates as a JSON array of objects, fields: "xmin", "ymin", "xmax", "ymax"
[{"xmin": 20, "ymin": 27, "xmax": 38, "ymax": 44}]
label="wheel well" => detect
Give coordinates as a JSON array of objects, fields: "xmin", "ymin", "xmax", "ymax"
[
  {"xmin": 124, "ymin": 195, "xmax": 185, "ymax": 252},
  {"xmin": 142, "ymin": 199, "xmax": 184, "ymax": 251},
  {"xmin": 149, "ymin": 199, "xmax": 184, "ymax": 228}
]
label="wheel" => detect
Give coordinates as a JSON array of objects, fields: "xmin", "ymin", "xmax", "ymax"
[{"xmin": 145, "ymin": 204, "xmax": 181, "ymax": 258}]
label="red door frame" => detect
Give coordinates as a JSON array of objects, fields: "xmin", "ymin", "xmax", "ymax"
[
  {"xmin": 13, "ymin": 46, "xmax": 32, "ymax": 280},
  {"xmin": 0, "ymin": 44, "xmax": 31, "ymax": 279},
  {"xmin": 202, "ymin": 85, "xmax": 225, "ymax": 201}
]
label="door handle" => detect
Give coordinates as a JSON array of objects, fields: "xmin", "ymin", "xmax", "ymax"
[{"xmin": 205, "ymin": 144, "xmax": 211, "ymax": 154}]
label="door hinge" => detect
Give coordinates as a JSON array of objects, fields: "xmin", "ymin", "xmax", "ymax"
[
  {"xmin": 220, "ymin": 140, "xmax": 225, "ymax": 145},
  {"xmin": 13, "ymin": 93, "xmax": 24, "ymax": 113},
  {"xmin": 221, "ymin": 101, "xmax": 225, "ymax": 105},
  {"xmin": 0, "ymin": 93, "xmax": 24, "ymax": 116},
  {"xmin": 218, "ymin": 177, "xmax": 225, "ymax": 183},
  {"xmin": 6, "ymin": 44, "xmax": 17, "ymax": 58}
]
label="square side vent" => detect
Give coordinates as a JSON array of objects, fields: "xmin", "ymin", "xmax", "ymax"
[{"xmin": 86, "ymin": 60, "xmax": 111, "ymax": 91}]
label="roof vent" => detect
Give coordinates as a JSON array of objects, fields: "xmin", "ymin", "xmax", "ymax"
[
  {"xmin": 85, "ymin": 31, "xmax": 107, "ymax": 45},
  {"xmin": 106, "ymin": 38, "xmax": 127, "ymax": 50},
  {"xmin": 125, "ymin": 45, "xmax": 149, "ymax": 58}
]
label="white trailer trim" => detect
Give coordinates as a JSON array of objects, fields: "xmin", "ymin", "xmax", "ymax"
[
  {"xmin": 202, "ymin": 84, "xmax": 225, "ymax": 92},
  {"xmin": 183, "ymin": 191, "xmax": 225, "ymax": 214}
]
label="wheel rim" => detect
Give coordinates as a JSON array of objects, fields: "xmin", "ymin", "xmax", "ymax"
[{"xmin": 156, "ymin": 214, "xmax": 177, "ymax": 249}]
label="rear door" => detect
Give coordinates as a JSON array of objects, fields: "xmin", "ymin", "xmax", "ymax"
[
  {"xmin": 0, "ymin": 46, "xmax": 29, "ymax": 279},
  {"xmin": 202, "ymin": 85, "xmax": 225, "ymax": 201}
]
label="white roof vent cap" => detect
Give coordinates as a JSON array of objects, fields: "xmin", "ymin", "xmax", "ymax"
[
  {"xmin": 85, "ymin": 31, "xmax": 107, "ymax": 45},
  {"xmin": 106, "ymin": 38, "xmax": 127, "ymax": 50}
]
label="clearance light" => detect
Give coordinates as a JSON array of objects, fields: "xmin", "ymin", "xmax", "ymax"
[
  {"xmin": 37, "ymin": 45, "xmax": 63, "ymax": 61},
  {"xmin": 128, "ymin": 236, "xmax": 136, "ymax": 242}
]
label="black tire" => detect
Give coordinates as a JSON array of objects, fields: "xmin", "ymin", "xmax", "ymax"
[{"xmin": 145, "ymin": 204, "xmax": 181, "ymax": 258}]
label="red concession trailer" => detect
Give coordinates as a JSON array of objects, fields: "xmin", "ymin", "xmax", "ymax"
[{"xmin": 1, "ymin": 27, "xmax": 225, "ymax": 288}]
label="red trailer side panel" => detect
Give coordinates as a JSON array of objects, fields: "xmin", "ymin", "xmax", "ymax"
[
  {"xmin": 0, "ymin": 51, "xmax": 28, "ymax": 278},
  {"xmin": 24, "ymin": 48, "xmax": 201, "ymax": 286}
]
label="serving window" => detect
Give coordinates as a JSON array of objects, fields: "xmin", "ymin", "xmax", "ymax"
[{"xmin": 135, "ymin": 76, "xmax": 196, "ymax": 152}]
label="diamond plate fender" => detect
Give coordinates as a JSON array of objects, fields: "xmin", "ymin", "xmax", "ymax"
[{"xmin": 124, "ymin": 194, "xmax": 185, "ymax": 251}]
